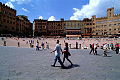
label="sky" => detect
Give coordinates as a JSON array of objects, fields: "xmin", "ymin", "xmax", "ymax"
[{"xmin": 1, "ymin": 0, "xmax": 120, "ymax": 22}]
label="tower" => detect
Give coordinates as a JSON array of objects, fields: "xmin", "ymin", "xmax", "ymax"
[{"xmin": 107, "ymin": 7, "xmax": 114, "ymax": 18}]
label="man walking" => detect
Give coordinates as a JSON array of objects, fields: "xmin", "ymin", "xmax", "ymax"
[{"xmin": 51, "ymin": 40, "xmax": 66, "ymax": 68}]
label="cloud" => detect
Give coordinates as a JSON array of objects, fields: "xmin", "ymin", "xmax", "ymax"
[
  {"xmin": 16, "ymin": 0, "xmax": 32, "ymax": 4},
  {"xmin": 70, "ymin": 0, "xmax": 120, "ymax": 20},
  {"xmin": 48, "ymin": 16, "xmax": 56, "ymax": 21},
  {"xmin": 39, "ymin": 16, "xmax": 43, "ymax": 19},
  {"xmin": 10, "ymin": 0, "xmax": 16, "ymax": 2},
  {"xmin": 5, "ymin": 2, "xmax": 14, "ymax": 9},
  {"xmin": 9, "ymin": 0, "xmax": 31, "ymax": 4},
  {"xmin": 22, "ymin": 8, "xmax": 29, "ymax": 12}
]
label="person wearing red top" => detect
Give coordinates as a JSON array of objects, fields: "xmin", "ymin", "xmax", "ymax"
[
  {"xmin": 89, "ymin": 43, "xmax": 95, "ymax": 55},
  {"xmin": 115, "ymin": 43, "xmax": 119, "ymax": 54}
]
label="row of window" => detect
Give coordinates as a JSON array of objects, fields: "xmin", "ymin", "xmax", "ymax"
[
  {"xmin": 3, "ymin": 10, "xmax": 15, "ymax": 17},
  {"xmin": 64, "ymin": 23, "xmax": 84, "ymax": 26},
  {"xmin": 3, "ymin": 26, "xmax": 15, "ymax": 30},
  {"xmin": 96, "ymin": 32, "xmax": 118, "ymax": 35},
  {"xmin": 3, "ymin": 19, "xmax": 15, "ymax": 24},
  {"xmin": 35, "ymin": 23, "xmax": 47, "ymax": 25},
  {"xmin": 66, "ymin": 26, "xmax": 83, "ymax": 29},
  {"xmin": 66, "ymin": 31, "xmax": 81, "ymax": 35},
  {"xmin": 96, "ymin": 28, "xmax": 119, "ymax": 32},
  {"xmin": 96, "ymin": 23, "xmax": 120, "ymax": 28},
  {"xmin": 2, "ymin": 15, "xmax": 16, "ymax": 20},
  {"xmin": 96, "ymin": 19, "xmax": 120, "ymax": 24}
]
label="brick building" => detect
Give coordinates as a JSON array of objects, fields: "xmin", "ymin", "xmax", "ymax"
[
  {"xmin": 64, "ymin": 20, "xmax": 84, "ymax": 38},
  {"xmin": 0, "ymin": 2, "xmax": 33, "ymax": 37},
  {"xmin": 83, "ymin": 18, "xmax": 94, "ymax": 38},
  {"xmin": 33, "ymin": 19, "xmax": 65, "ymax": 37},
  {"xmin": 93, "ymin": 7, "xmax": 120, "ymax": 38},
  {"xmin": 0, "ymin": 2, "xmax": 16, "ymax": 36},
  {"xmin": 16, "ymin": 15, "xmax": 33, "ymax": 37},
  {"xmin": 33, "ymin": 19, "xmax": 48, "ymax": 36},
  {"xmin": 47, "ymin": 20, "xmax": 64, "ymax": 36}
]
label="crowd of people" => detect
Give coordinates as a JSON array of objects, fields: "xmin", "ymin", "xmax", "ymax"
[
  {"xmin": 50, "ymin": 39, "xmax": 120, "ymax": 69},
  {"xmin": 0, "ymin": 37, "xmax": 120, "ymax": 69},
  {"xmin": 89, "ymin": 42, "xmax": 120, "ymax": 57},
  {"xmin": 35, "ymin": 40, "xmax": 49, "ymax": 50}
]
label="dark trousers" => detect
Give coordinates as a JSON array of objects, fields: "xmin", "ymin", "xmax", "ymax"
[
  {"xmin": 116, "ymin": 47, "xmax": 119, "ymax": 54},
  {"xmin": 63, "ymin": 55, "xmax": 72, "ymax": 65},
  {"xmin": 36, "ymin": 46, "xmax": 39, "ymax": 50},
  {"xmin": 94, "ymin": 48, "xmax": 97, "ymax": 55},
  {"xmin": 89, "ymin": 48, "xmax": 94, "ymax": 54},
  {"xmin": 53, "ymin": 56, "xmax": 64, "ymax": 67}
]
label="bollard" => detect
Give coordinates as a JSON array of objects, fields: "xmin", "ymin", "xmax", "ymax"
[
  {"xmin": 3, "ymin": 41, "xmax": 6, "ymax": 46},
  {"xmin": 69, "ymin": 44, "xmax": 71, "ymax": 49},
  {"xmin": 18, "ymin": 42, "xmax": 20, "ymax": 47},
  {"xmin": 79, "ymin": 44, "xmax": 81, "ymax": 49},
  {"xmin": 76, "ymin": 42, "xmax": 78, "ymax": 49}
]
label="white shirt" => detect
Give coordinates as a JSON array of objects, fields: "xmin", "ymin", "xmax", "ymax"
[
  {"xmin": 54, "ymin": 44, "xmax": 61, "ymax": 57},
  {"xmin": 36, "ymin": 43, "xmax": 39, "ymax": 47},
  {"xmin": 103, "ymin": 44, "xmax": 107, "ymax": 49}
]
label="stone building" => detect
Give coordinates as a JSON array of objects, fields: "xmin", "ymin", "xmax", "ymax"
[
  {"xmin": 47, "ymin": 20, "xmax": 64, "ymax": 37},
  {"xmin": 33, "ymin": 7, "xmax": 120, "ymax": 38},
  {"xmin": 64, "ymin": 20, "xmax": 84, "ymax": 38},
  {"xmin": 33, "ymin": 19, "xmax": 65, "ymax": 37},
  {"xmin": 83, "ymin": 18, "xmax": 94, "ymax": 38},
  {"xmin": 0, "ymin": 2, "xmax": 16, "ymax": 36},
  {"xmin": 33, "ymin": 19, "xmax": 48, "ymax": 36},
  {"xmin": 93, "ymin": 7, "xmax": 120, "ymax": 38},
  {"xmin": 0, "ymin": 2, "xmax": 33, "ymax": 37},
  {"xmin": 16, "ymin": 15, "xmax": 33, "ymax": 37}
]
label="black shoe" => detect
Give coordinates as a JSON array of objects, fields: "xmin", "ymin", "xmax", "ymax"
[{"xmin": 51, "ymin": 65, "xmax": 55, "ymax": 67}]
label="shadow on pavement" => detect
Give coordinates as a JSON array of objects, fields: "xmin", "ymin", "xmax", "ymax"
[
  {"xmin": 96, "ymin": 54, "xmax": 102, "ymax": 56},
  {"xmin": 66, "ymin": 64, "xmax": 80, "ymax": 69},
  {"xmin": 103, "ymin": 56, "xmax": 112, "ymax": 57}
]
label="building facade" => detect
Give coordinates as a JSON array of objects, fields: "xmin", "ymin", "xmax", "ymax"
[
  {"xmin": 93, "ymin": 8, "xmax": 120, "ymax": 38},
  {"xmin": 64, "ymin": 20, "xmax": 84, "ymax": 38},
  {"xmin": 33, "ymin": 19, "xmax": 65, "ymax": 37},
  {"xmin": 0, "ymin": 2, "xmax": 16, "ymax": 36},
  {"xmin": 33, "ymin": 7, "xmax": 120, "ymax": 38},
  {"xmin": 83, "ymin": 18, "xmax": 94, "ymax": 38},
  {"xmin": 47, "ymin": 20, "xmax": 64, "ymax": 36},
  {"xmin": 0, "ymin": 2, "xmax": 33, "ymax": 37},
  {"xmin": 33, "ymin": 19, "xmax": 48, "ymax": 36},
  {"xmin": 16, "ymin": 15, "xmax": 33, "ymax": 37}
]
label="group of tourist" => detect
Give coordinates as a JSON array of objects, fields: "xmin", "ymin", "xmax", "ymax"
[
  {"xmin": 36, "ymin": 40, "xmax": 49, "ymax": 50},
  {"xmin": 89, "ymin": 42, "xmax": 120, "ymax": 57},
  {"xmin": 50, "ymin": 39, "xmax": 119, "ymax": 69}
]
